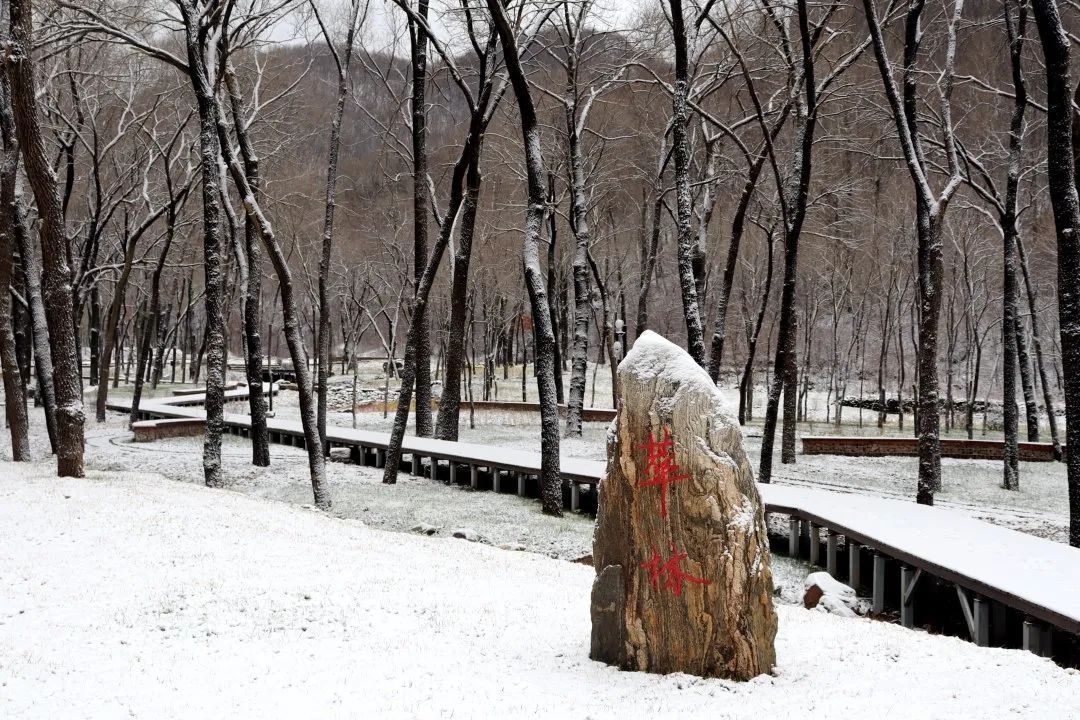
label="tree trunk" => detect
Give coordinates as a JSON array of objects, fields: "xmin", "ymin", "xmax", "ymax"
[
  {"xmin": 213, "ymin": 88, "xmax": 329, "ymax": 508},
  {"xmin": 487, "ymin": 0, "xmax": 562, "ymax": 515},
  {"xmin": 546, "ymin": 173, "xmax": 564, "ymax": 404},
  {"xmin": 738, "ymin": 231, "xmax": 776, "ymax": 425},
  {"xmin": 410, "ymin": 0, "xmax": 433, "ymax": 438},
  {"xmin": 759, "ymin": 0, "xmax": 817, "ymax": 482},
  {"xmin": 87, "ymin": 285, "xmax": 100, "ymax": 386},
  {"xmin": 1031, "ymin": 0, "xmax": 1080, "ymax": 545},
  {"xmin": 1016, "ymin": 233, "xmax": 1062, "ymax": 457},
  {"xmin": 314, "ymin": 8, "xmax": 359, "ymax": 458},
  {"xmin": 1000, "ymin": 0, "xmax": 1027, "ymax": 490},
  {"xmin": 565, "ymin": 104, "xmax": 594, "ymax": 437},
  {"xmin": 0, "ymin": 74, "xmax": 53, "ymax": 451},
  {"xmin": 7, "ymin": 0, "xmax": 84, "ymax": 477},
  {"xmin": 1016, "ymin": 324, "xmax": 1040, "ymax": 441},
  {"xmin": 0, "ymin": 92, "xmax": 29, "ymax": 460},
  {"xmin": 179, "ymin": 1, "xmax": 228, "ymax": 489},
  {"xmin": 669, "ymin": 0, "xmax": 706, "ymax": 366},
  {"xmin": 434, "ymin": 162, "xmax": 480, "ymax": 441},
  {"xmin": 221, "ymin": 71, "xmax": 270, "ymax": 467}
]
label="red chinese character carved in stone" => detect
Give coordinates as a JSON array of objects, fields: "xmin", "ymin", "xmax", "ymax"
[
  {"xmin": 639, "ymin": 427, "xmax": 689, "ymax": 519},
  {"xmin": 640, "ymin": 545, "xmax": 711, "ymax": 597}
]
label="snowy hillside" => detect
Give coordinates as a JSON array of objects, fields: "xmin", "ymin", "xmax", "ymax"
[{"xmin": 2, "ymin": 463, "xmax": 1079, "ymax": 719}]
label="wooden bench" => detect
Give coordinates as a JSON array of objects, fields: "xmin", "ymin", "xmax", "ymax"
[
  {"xmin": 802, "ymin": 435, "xmax": 1062, "ymax": 462},
  {"xmin": 132, "ymin": 418, "xmax": 206, "ymax": 442}
]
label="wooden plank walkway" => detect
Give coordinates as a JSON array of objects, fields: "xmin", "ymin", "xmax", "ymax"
[{"xmin": 107, "ymin": 387, "xmax": 1080, "ymax": 657}]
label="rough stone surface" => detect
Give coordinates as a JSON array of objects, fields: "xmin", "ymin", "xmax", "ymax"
[
  {"xmin": 590, "ymin": 331, "xmax": 777, "ymax": 680},
  {"xmin": 803, "ymin": 572, "xmax": 863, "ymax": 617}
]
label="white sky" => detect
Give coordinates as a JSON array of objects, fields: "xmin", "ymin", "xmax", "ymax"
[{"xmin": 273, "ymin": 0, "xmax": 646, "ymax": 52}]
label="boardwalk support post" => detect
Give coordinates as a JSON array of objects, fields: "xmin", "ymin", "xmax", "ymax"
[
  {"xmin": 376, "ymin": 448, "xmax": 385, "ymax": 468},
  {"xmin": 517, "ymin": 472, "xmax": 526, "ymax": 496},
  {"xmin": 957, "ymin": 587, "xmax": 990, "ymax": 646},
  {"xmin": 470, "ymin": 464, "xmax": 478, "ymax": 489},
  {"xmin": 788, "ymin": 516, "xmax": 799, "ymax": 557},
  {"xmin": 809, "ymin": 523, "xmax": 820, "ymax": 566},
  {"xmin": 571, "ymin": 482, "xmax": 581, "ymax": 512},
  {"xmin": 350, "ymin": 446, "xmax": 362, "ymax": 465},
  {"xmin": 848, "ymin": 541, "xmax": 861, "ymax": 590},
  {"xmin": 872, "ymin": 553, "xmax": 886, "ymax": 614},
  {"xmin": 1023, "ymin": 617, "xmax": 1040, "ymax": 655},
  {"xmin": 493, "ymin": 468, "xmax": 502, "ymax": 493},
  {"xmin": 826, "ymin": 530, "xmax": 838, "ymax": 577},
  {"xmin": 449, "ymin": 462, "xmax": 458, "ymax": 485},
  {"xmin": 900, "ymin": 566, "xmax": 921, "ymax": 628}
]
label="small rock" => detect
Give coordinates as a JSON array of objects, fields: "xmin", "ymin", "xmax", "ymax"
[
  {"xmin": 802, "ymin": 571, "xmax": 864, "ymax": 617},
  {"xmin": 451, "ymin": 528, "xmax": 480, "ymax": 542},
  {"xmin": 572, "ymin": 554, "xmax": 594, "ymax": 566},
  {"xmin": 411, "ymin": 523, "xmax": 440, "ymax": 536}
]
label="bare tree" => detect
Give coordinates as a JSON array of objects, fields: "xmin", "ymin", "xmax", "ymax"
[
  {"xmin": 1031, "ymin": 0, "xmax": 1080, "ymax": 545},
  {"xmin": 486, "ymin": 0, "xmax": 562, "ymax": 515},
  {"xmin": 0, "ymin": 70, "xmax": 27, "ymax": 460},
  {"xmin": 7, "ymin": 0, "xmax": 85, "ymax": 477},
  {"xmin": 311, "ymin": 0, "xmax": 365, "ymax": 454},
  {"xmin": 863, "ymin": 0, "xmax": 965, "ymax": 504}
]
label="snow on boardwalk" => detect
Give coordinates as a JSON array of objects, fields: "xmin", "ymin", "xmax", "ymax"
[
  {"xmin": 2, "ymin": 463, "xmax": 1080, "ymax": 719},
  {"xmin": 764, "ymin": 485, "xmax": 1080, "ymax": 633}
]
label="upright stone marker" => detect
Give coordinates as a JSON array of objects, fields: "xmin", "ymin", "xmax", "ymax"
[{"xmin": 590, "ymin": 331, "xmax": 777, "ymax": 680}]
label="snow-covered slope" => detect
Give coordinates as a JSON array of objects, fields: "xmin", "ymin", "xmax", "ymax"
[{"xmin": 2, "ymin": 463, "xmax": 1078, "ymax": 719}]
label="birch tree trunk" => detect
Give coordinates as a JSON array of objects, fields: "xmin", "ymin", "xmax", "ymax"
[{"xmin": 7, "ymin": 0, "xmax": 84, "ymax": 477}]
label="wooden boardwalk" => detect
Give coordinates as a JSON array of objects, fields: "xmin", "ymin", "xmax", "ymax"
[{"xmin": 109, "ymin": 387, "xmax": 1080, "ymax": 658}]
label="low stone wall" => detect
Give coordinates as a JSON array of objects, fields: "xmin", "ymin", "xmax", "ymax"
[
  {"xmin": 132, "ymin": 418, "xmax": 206, "ymax": 442},
  {"xmin": 801, "ymin": 435, "xmax": 1062, "ymax": 462}
]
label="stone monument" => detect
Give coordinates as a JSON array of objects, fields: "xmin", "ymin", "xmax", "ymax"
[{"xmin": 590, "ymin": 330, "xmax": 777, "ymax": 680}]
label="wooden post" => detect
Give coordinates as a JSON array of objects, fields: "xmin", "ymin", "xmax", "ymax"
[{"xmin": 847, "ymin": 541, "xmax": 861, "ymax": 590}]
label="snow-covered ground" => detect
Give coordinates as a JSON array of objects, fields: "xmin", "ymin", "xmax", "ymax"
[{"xmin": 3, "ymin": 462, "xmax": 1080, "ymax": 719}]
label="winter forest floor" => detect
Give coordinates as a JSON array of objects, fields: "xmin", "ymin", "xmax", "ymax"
[
  {"xmin": 4, "ymin": 458, "xmax": 1080, "ymax": 719},
  {"xmin": 1, "ymin": 368, "xmax": 1077, "ymax": 718}
]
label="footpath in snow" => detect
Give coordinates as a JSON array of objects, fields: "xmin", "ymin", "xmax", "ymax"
[{"xmin": 2, "ymin": 462, "xmax": 1080, "ymax": 719}]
